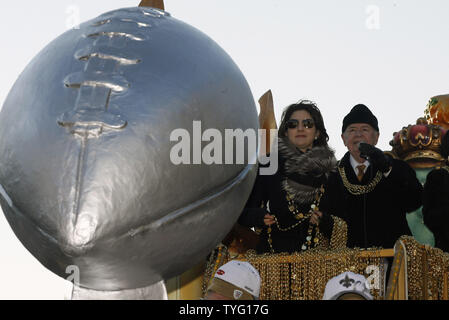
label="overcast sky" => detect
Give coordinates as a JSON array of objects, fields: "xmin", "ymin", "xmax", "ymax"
[{"xmin": 1, "ymin": 0, "xmax": 448, "ymax": 299}]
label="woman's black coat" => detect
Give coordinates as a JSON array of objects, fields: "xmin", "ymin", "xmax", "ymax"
[{"xmin": 238, "ymin": 139, "xmax": 337, "ymax": 254}]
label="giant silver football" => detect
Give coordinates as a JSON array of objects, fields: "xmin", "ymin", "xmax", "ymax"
[{"xmin": 0, "ymin": 7, "xmax": 258, "ymax": 290}]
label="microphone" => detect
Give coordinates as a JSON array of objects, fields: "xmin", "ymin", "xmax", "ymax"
[{"xmin": 358, "ymin": 141, "xmax": 370, "ymax": 160}]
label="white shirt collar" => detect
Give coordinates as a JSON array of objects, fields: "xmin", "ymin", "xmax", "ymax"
[{"xmin": 349, "ymin": 154, "xmax": 370, "ymax": 175}]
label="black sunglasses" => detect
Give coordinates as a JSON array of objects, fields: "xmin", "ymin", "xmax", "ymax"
[{"xmin": 286, "ymin": 118, "xmax": 315, "ymax": 129}]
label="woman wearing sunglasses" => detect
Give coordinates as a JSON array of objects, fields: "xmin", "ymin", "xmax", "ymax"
[{"xmin": 238, "ymin": 100, "xmax": 344, "ymax": 254}]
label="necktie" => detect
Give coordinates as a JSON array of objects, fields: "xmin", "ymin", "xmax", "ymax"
[{"xmin": 356, "ymin": 164, "xmax": 366, "ymax": 182}]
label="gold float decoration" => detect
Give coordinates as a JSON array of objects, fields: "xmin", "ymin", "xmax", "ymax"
[
  {"xmin": 425, "ymin": 94, "xmax": 449, "ymax": 130},
  {"xmin": 203, "ymin": 235, "xmax": 392, "ymax": 300},
  {"xmin": 387, "ymin": 236, "xmax": 449, "ymax": 300},
  {"xmin": 389, "ymin": 117, "xmax": 446, "ymax": 168},
  {"xmin": 204, "ymin": 236, "xmax": 449, "ymax": 300}
]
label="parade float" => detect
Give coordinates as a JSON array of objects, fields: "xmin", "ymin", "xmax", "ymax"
[
  {"xmin": 0, "ymin": 0, "xmax": 448, "ymax": 300},
  {"xmin": 194, "ymin": 95, "xmax": 449, "ymax": 301}
]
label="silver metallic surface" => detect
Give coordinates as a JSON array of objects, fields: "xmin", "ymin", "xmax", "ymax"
[
  {"xmin": 0, "ymin": 7, "xmax": 258, "ymax": 290},
  {"xmin": 71, "ymin": 281, "xmax": 168, "ymax": 300}
]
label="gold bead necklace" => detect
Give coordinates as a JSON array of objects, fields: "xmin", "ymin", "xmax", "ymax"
[
  {"xmin": 338, "ymin": 166, "xmax": 383, "ymax": 195},
  {"xmin": 267, "ymin": 185, "xmax": 324, "ymax": 253}
]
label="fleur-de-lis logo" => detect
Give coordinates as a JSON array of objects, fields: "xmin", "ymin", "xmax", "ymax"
[
  {"xmin": 339, "ymin": 274, "xmax": 355, "ymax": 288},
  {"xmin": 233, "ymin": 290, "xmax": 243, "ymax": 300}
]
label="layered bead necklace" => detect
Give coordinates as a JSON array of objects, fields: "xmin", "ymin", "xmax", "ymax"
[{"xmin": 267, "ymin": 185, "xmax": 325, "ymax": 253}]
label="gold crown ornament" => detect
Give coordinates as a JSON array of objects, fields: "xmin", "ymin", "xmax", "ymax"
[
  {"xmin": 425, "ymin": 94, "xmax": 449, "ymax": 130},
  {"xmin": 389, "ymin": 117, "xmax": 447, "ymax": 168}
]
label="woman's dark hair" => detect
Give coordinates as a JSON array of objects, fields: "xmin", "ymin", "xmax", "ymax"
[
  {"xmin": 278, "ymin": 100, "xmax": 329, "ymax": 147},
  {"xmin": 441, "ymin": 130, "xmax": 449, "ymax": 160}
]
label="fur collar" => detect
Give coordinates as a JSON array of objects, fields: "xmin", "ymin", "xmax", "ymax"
[{"xmin": 278, "ymin": 137, "xmax": 337, "ymax": 205}]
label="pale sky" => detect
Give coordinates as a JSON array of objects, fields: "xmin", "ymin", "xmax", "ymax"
[{"xmin": 1, "ymin": 0, "xmax": 448, "ymax": 299}]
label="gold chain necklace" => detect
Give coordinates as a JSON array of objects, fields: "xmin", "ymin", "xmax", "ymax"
[
  {"xmin": 338, "ymin": 166, "xmax": 383, "ymax": 195},
  {"xmin": 267, "ymin": 185, "xmax": 324, "ymax": 253}
]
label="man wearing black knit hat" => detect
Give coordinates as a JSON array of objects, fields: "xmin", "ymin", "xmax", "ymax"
[{"xmin": 322, "ymin": 104, "xmax": 423, "ymax": 249}]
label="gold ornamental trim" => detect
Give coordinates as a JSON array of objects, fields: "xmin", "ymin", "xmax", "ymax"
[
  {"xmin": 390, "ymin": 236, "xmax": 449, "ymax": 300},
  {"xmin": 203, "ymin": 245, "xmax": 388, "ymax": 300},
  {"xmin": 403, "ymin": 150, "xmax": 444, "ymax": 163}
]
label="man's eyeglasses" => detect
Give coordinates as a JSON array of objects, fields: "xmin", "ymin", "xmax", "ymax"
[{"xmin": 286, "ymin": 118, "xmax": 315, "ymax": 129}]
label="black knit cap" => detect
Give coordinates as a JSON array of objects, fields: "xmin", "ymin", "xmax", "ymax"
[{"xmin": 342, "ymin": 104, "xmax": 379, "ymax": 133}]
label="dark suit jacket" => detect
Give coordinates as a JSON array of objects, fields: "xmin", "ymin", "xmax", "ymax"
[
  {"xmin": 422, "ymin": 166, "xmax": 449, "ymax": 253},
  {"xmin": 321, "ymin": 152, "xmax": 422, "ymax": 249}
]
